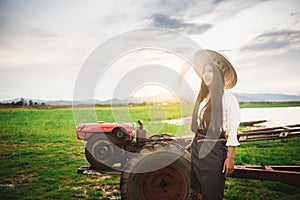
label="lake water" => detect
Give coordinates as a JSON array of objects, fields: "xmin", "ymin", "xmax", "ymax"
[
  {"xmin": 240, "ymin": 106, "xmax": 300, "ymax": 127},
  {"xmin": 163, "ymin": 107, "xmax": 300, "ymax": 127}
]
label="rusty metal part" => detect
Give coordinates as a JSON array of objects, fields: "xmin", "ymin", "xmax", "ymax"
[
  {"xmin": 242, "ymin": 124, "xmax": 300, "ymax": 132},
  {"xmin": 238, "ymin": 124, "xmax": 300, "ymax": 142},
  {"xmin": 240, "ymin": 120, "xmax": 268, "ymax": 127},
  {"xmin": 77, "ymin": 166, "xmax": 122, "ymax": 176},
  {"xmin": 230, "ymin": 165, "xmax": 300, "ymax": 187}
]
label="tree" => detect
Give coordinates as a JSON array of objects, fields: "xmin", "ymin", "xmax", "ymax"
[
  {"xmin": 20, "ymin": 97, "xmax": 25, "ymax": 106},
  {"xmin": 15, "ymin": 98, "xmax": 27, "ymax": 106}
]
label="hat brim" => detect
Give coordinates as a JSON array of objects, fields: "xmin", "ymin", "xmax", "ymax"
[{"xmin": 193, "ymin": 49, "xmax": 237, "ymax": 89}]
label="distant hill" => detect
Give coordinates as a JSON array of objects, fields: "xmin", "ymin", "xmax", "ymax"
[
  {"xmin": 1, "ymin": 93, "xmax": 300, "ymax": 106},
  {"xmin": 234, "ymin": 93, "xmax": 300, "ymax": 102}
]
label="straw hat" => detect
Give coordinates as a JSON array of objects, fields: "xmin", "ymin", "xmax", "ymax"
[{"xmin": 193, "ymin": 49, "xmax": 237, "ymax": 89}]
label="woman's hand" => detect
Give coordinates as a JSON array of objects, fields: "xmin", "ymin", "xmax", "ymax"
[
  {"xmin": 222, "ymin": 157, "xmax": 234, "ymax": 177},
  {"xmin": 222, "ymin": 146, "xmax": 235, "ymax": 177}
]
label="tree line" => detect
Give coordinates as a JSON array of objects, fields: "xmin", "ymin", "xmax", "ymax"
[{"xmin": 0, "ymin": 97, "xmax": 46, "ymax": 107}]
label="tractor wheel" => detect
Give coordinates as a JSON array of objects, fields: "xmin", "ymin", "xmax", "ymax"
[
  {"xmin": 120, "ymin": 142, "xmax": 191, "ymax": 200},
  {"xmin": 85, "ymin": 134, "xmax": 125, "ymax": 170}
]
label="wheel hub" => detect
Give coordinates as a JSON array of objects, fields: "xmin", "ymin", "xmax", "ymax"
[
  {"xmin": 159, "ymin": 179, "xmax": 169, "ymax": 188},
  {"xmin": 98, "ymin": 146, "xmax": 108, "ymax": 157},
  {"xmin": 93, "ymin": 140, "xmax": 113, "ymax": 162},
  {"xmin": 140, "ymin": 166, "xmax": 188, "ymax": 200}
]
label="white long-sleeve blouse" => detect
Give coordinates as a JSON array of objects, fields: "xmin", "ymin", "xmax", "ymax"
[{"xmin": 198, "ymin": 90, "xmax": 240, "ymax": 146}]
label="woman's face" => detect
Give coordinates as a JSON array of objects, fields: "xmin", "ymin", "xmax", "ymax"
[{"xmin": 202, "ymin": 64, "xmax": 214, "ymax": 86}]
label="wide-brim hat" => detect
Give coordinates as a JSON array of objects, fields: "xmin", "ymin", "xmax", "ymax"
[{"xmin": 193, "ymin": 49, "xmax": 237, "ymax": 89}]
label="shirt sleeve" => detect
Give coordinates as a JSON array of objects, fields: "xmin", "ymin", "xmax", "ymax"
[{"xmin": 225, "ymin": 92, "xmax": 241, "ymax": 146}]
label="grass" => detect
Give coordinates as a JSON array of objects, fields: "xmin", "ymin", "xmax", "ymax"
[
  {"xmin": 0, "ymin": 105, "xmax": 299, "ymax": 199},
  {"xmin": 239, "ymin": 102, "xmax": 300, "ymax": 108},
  {"xmin": 226, "ymin": 138, "xmax": 300, "ymax": 199}
]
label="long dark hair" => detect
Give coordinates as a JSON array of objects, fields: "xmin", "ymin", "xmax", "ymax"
[{"xmin": 192, "ymin": 63, "xmax": 224, "ymax": 133}]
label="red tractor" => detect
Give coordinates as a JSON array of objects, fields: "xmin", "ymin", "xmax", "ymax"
[
  {"xmin": 77, "ymin": 120, "xmax": 192, "ymax": 199},
  {"xmin": 76, "ymin": 120, "xmax": 300, "ymax": 200}
]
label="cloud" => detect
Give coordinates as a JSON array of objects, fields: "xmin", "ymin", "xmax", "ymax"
[
  {"xmin": 290, "ymin": 11, "xmax": 299, "ymax": 16},
  {"xmin": 145, "ymin": 0, "xmax": 267, "ymax": 21},
  {"xmin": 143, "ymin": 0, "xmax": 249, "ymax": 17},
  {"xmin": 29, "ymin": 27, "xmax": 58, "ymax": 38},
  {"xmin": 151, "ymin": 14, "xmax": 212, "ymax": 35},
  {"xmin": 144, "ymin": 0, "xmax": 270, "ymax": 36},
  {"xmin": 241, "ymin": 29, "xmax": 300, "ymax": 51}
]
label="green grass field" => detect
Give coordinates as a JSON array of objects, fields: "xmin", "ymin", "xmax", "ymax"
[{"xmin": 0, "ymin": 105, "xmax": 299, "ymax": 199}]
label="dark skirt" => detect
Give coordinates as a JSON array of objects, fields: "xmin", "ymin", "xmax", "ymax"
[{"xmin": 190, "ymin": 132, "xmax": 227, "ymax": 200}]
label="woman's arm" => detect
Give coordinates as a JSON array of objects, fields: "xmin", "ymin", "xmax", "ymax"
[{"xmin": 223, "ymin": 92, "xmax": 240, "ymax": 176}]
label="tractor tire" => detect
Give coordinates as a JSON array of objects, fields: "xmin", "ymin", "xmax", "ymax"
[
  {"xmin": 120, "ymin": 142, "xmax": 191, "ymax": 200},
  {"xmin": 85, "ymin": 134, "xmax": 125, "ymax": 170}
]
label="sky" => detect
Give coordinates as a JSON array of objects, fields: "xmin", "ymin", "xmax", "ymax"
[{"xmin": 0, "ymin": 0, "xmax": 299, "ymax": 101}]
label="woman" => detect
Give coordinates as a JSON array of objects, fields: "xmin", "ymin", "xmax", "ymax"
[{"xmin": 189, "ymin": 49, "xmax": 240, "ymax": 200}]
